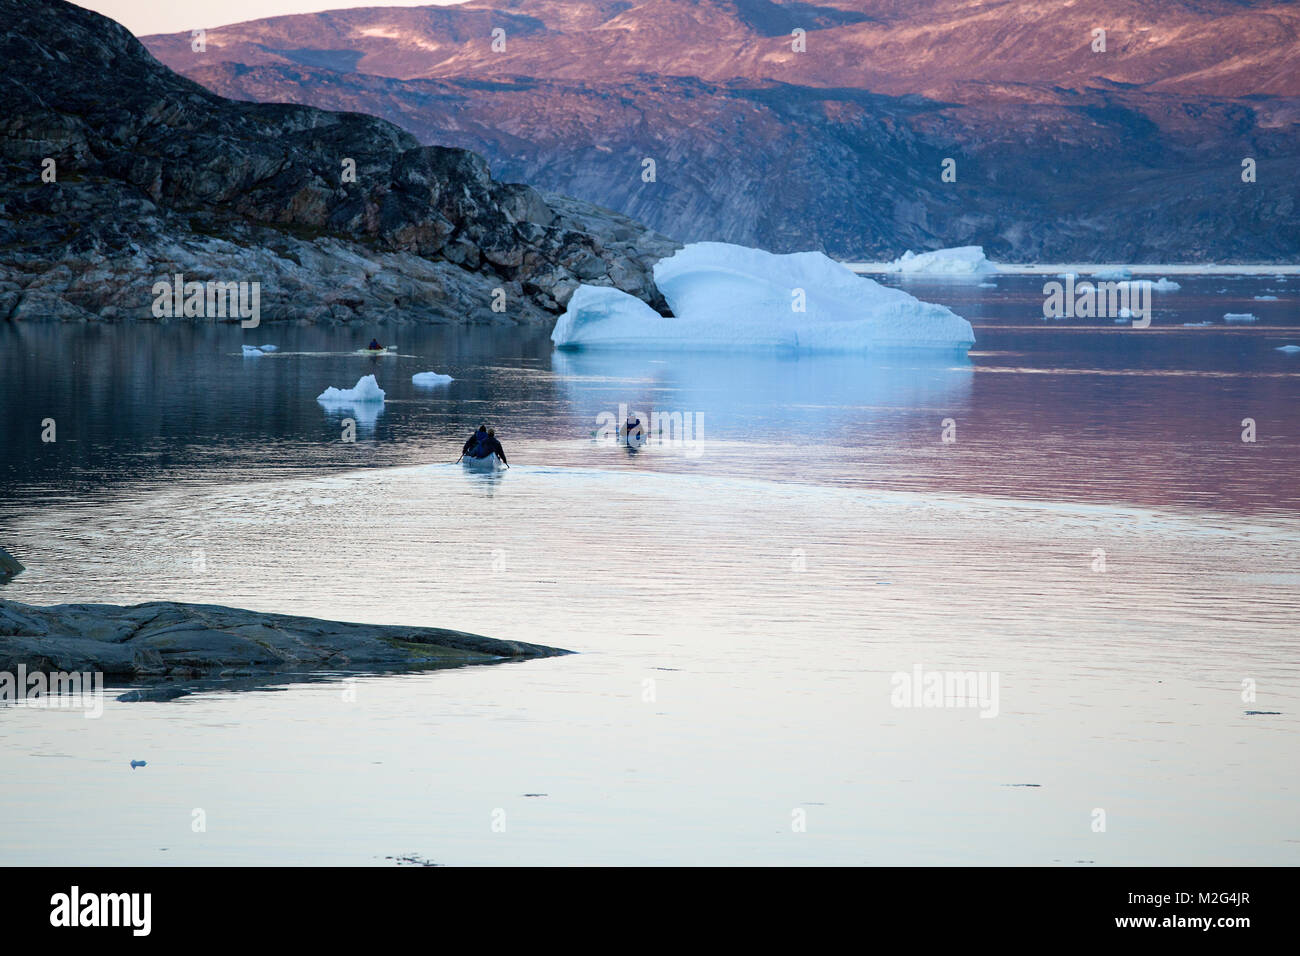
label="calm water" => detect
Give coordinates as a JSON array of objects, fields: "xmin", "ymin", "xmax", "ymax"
[{"xmin": 1, "ymin": 274, "xmax": 1297, "ymax": 865}]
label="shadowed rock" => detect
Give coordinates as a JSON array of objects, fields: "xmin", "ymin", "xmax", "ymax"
[
  {"xmin": 0, "ymin": 548, "xmax": 22, "ymax": 580},
  {"xmin": 0, "ymin": 598, "xmax": 571, "ymax": 680}
]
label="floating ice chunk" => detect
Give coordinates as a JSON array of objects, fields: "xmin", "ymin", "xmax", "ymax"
[
  {"xmin": 1151, "ymin": 278, "xmax": 1181, "ymax": 291},
  {"xmin": 259, "ymin": 344, "xmax": 278, "ymax": 352},
  {"xmin": 552, "ymin": 243, "xmax": 975, "ymax": 352},
  {"xmin": 1118, "ymin": 307, "xmax": 1135, "ymax": 318},
  {"xmin": 1183, "ymin": 321, "xmax": 1213, "ymax": 327},
  {"xmin": 412, "ymin": 371, "xmax": 454, "ymax": 387},
  {"xmin": 1093, "ymin": 267, "xmax": 1132, "ymax": 280},
  {"xmin": 885, "ymin": 245, "xmax": 998, "ymax": 276},
  {"xmin": 1224, "ymin": 313, "xmax": 1258, "ymax": 323},
  {"xmin": 317, "ymin": 374, "xmax": 385, "ymax": 404},
  {"xmin": 978, "ymin": 281, "xmax": 997, "ymax": 288},
  {"xmin": 1254, "ymin": 295, "xmax": 1279, "ymax": 301},
  {"xmin": 242, "ymin": 345, "xmax": 266, "ymax": 356},
  {"xmin": 1275, "ymin": 344, "xmax": 1300, "ymax": 353},
  {"xmin": 1113, "ymin": 318, "xmax": 1128, "ymax": 324}
]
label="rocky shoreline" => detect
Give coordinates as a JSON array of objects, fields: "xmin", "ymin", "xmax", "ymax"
[
  {"xmin": 0, "ymin": 598, "xmax": 571, "ymax": 686},
  {"xmin": 0, "ymin": 0, "xmax": 678, "ymax": 326}
]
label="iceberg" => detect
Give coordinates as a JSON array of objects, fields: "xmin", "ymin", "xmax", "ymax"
[
  {"xmin": 551, "ymin": 242, "xmax": 975, "ymax": 352},
  {"xmin": 1275, "ymin": 345, "xmax": 1300, "ymax": 353},
  {"xmin": 1152, "ymin": 278, "xmax": 1181, "ymax": 291},
  {"xmin": 242, "ymin": 345, "xmax": 265, "ymax": 356},
  {"xmin": 412, "ymin": 371, "xmax": 454, "ymax": 387},
  {"xmin": 1092, "ymin": 268, "xmax": 1133, "ymax": 280},
  {"xmin": 885, "ymin": 246, "xmax": 997, "ymax": 276},
  {"xmin": 1224, "ymin": 313, "xmax": 1258, "ymax": 323},
  {"xmin": 317, "ymin": 374, "xmax": 385, "ymax": 404},
  {"xmin": 1254, "ymin": 295, "xmax": 1279, "ymax": 301},
  {"xmin": 259, "ymin": 344, "xmax": 278, "ymax": 352}
]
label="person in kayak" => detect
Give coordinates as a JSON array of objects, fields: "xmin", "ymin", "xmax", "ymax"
[
  {"xmin": 624, "ymin": 414, "xmax": 644, "ymax": 441},
  {"xmin": 462, "ymin": 424, "xmax": 488, "ymax": 457},
  {"xmin": 483, "ymin": 428, "xmax": 509, "ymax": 465},
  {"xmin": 367, "ymin": 338, "xmax": 383, "ymax": 351}
]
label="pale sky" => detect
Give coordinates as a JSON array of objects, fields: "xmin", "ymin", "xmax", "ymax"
[{"xmin": 74, "ymin": 0, "xmax": 471, "ymax": 36}]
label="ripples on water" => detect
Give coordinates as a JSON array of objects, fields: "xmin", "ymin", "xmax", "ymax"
[{"xmin": 0, "ymin": 274, "xmax": 1297, "ymax": 864}]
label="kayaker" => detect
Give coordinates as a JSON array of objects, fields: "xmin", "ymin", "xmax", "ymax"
[
  {"xmin": 461, "ymin": 424, "xmax": 488, "ymax": 457},
  {"xmin": 624, "ymin": 414, "xmax": 643, "ymax": 440},
  {"xmin": 367, "ymin": 338, "xmax": 383, "ymax": 351},
  {"xmin": 484, "ymin": 428, "xmax": 509, "ymax": 466}
]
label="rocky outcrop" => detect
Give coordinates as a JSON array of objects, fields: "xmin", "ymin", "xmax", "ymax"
[
  {"xmin": 0, "ymin": 598, "xmax": 571, "ymax": 680},
  {"xmin": 0, "ymin": 548, "xmax": 23, "ymax": 580},
  {"xmin": 0, "ymin": 0, "xmax": 678, "ymax": 325},
  {"xmin": 140, "ymin": 0, "xmax": 1300, "ymax": 263}
]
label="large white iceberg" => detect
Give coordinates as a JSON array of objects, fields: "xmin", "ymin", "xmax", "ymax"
[
  {"xmin": 885, "ymin": 246, "xmax": 998, "ymax": 276},
  {"xmin": 317, "ymin": 374, "xmax": 385, "ymax": 404},
  {"xmin": 551, "ymin": 242, "xmax": 975, "ymax": 352}
]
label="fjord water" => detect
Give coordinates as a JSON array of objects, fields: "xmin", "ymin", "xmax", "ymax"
[{"xmin": 1, "ymin": 273, "xmax": 1297, "ymax": 865}]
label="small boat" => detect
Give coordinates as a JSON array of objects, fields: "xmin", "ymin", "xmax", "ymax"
[
  {"xmin": 462, "ymin": 451, "xmax": 502, "ymax": 470},
  {"xmin": 619, "ymin": 425, "xmax": 647, "ymax": 446}
]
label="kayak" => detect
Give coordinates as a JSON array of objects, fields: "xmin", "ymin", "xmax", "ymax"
[{"xmin": 462, "ymin": 452, "xmax": 502, "ymax": 470}]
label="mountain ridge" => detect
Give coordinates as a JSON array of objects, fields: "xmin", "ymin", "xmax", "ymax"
[{"xmin": 139, "ymin": 0, "xmax": 1300, "ymax": 261}]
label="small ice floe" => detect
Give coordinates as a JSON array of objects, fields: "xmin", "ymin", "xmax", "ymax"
[
  {"xmin": 884, "ymin": 245, "xmax": 999, "ymax": 276},
  {"xmin": 1113, "ymin": 318, "xmax": 1128, "ymax": 324},
  {"xmin": 1151, "ymin": 278, "xmax": 1181, "ymax": 291},
  {"xmin": 242, "ymin": 345, "xmax": 266, "ymax": 356},
  {"xmin": 130, "ymin": 760, "xmax": 146, "ymax": 770},
  {"xmin": 317, "ymin": 374, "xmax": 385, "ymax": 404},
  {"xmin": 1224, "ymin": 313, "xmax": 1258, "ymax": 323},
  {"xmin": 977, "ymin": 281, "xmax": 997, "ymax": 288},
  {"xmin": 258, "ymin": 344, "xmax": 278, "ymax": 352},
  {"xmin": 1254, "ymin": 295, "xmax": 1279, "ymax": 301},
  {"xmin": 412, "ymin": 371, "xmax": 454, "ymax": 387},
  {"xmin": 1183, "ymin": 321, "xmax": 1213, "ymax": 327},
  {"xmin": 1092, "ymin": 267, "xmax": 1132, "ymax": 280},
  {"xmin": 1275, "ymin": 345, "xmax": 1300, "ymax": 353}
]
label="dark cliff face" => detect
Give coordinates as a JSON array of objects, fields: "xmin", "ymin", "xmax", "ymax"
[
  {"xmin": 0, "ymin": 0, "xmax": 677, "ymax": 323},
  {"xmin": 140, "ymin": 0, "xmax": 1300, "ymax": 262}
]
